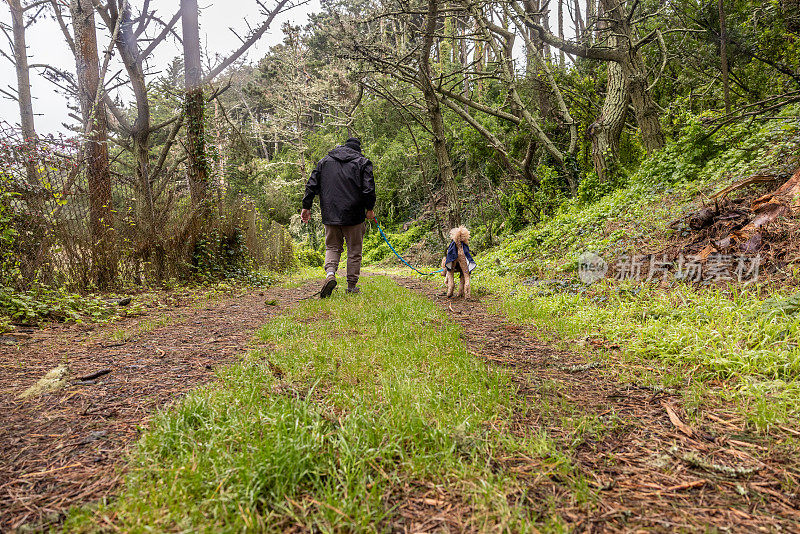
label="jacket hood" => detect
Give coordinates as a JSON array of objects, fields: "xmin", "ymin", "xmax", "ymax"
[{"xmin": 328, "ymin": 145, "xmax": 361, "ymax": 162}]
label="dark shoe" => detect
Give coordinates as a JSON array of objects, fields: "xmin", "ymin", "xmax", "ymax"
[
  {"xmin": 320, "ymin": 277, "xmax": 337, "ymax": 299},
  {"xmin": 345, "ymin": 286, "xmax": 361, "ymax": 295}
]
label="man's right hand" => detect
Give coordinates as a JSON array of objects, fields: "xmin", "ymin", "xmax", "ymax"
[
  {"xmin": 366, "ymin": 210, "xmax": 376, "ymax": 222},
  {"xmin": 301, "ymin": 208, "xmax": 311, "ymax": 223}
]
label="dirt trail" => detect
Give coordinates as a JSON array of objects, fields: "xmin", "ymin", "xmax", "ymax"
[
  {"xmin": 394, "ymin": 276, "xmax": 800, "ymax": 532},
  {"xmin": 3, "ymin": 275, "xmax": 799, "ymax": 532},
  {"xmin": 0, "ymin": 283, "xmax": 315, "ymax": 531}
]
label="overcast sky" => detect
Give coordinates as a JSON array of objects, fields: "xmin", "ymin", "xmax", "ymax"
[
  {"xmin": 0, "ymin": 0, "xmax": 320, "ymax": 135},
  {"xmin": 1, "ymin": 1, "xmax": 575, "ymax": 136}
]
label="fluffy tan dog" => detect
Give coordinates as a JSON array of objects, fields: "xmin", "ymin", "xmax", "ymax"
[{"xmin": 441, "ymin": 226, "xmax": 472, "ymax": 299}]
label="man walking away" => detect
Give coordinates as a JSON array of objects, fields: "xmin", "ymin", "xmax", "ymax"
[{"xmin": 301, "ymin": 137, "xmax": 376, "ymax": 297}]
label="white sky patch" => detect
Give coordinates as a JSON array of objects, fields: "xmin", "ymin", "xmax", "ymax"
[{"xmin": 0, "ymin": 0, "xmax": 320, "ymax": 135}]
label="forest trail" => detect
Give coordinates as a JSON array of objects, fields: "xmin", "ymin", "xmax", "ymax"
[
  {"xmin": 0, "ymin": 283, "xmax": 316, "ymax": 531},
  {"xmin": 1, "ymin": 276, "xmax": 799, "ymax": 531},
  {"xmin": 393, "ymin": 275, "xmax": 800, "ymax": 532}
]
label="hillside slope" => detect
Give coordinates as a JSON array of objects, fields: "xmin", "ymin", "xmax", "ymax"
[{"xmin": 465, "ymin": 110, "xmax": 800, "ymax": 431}]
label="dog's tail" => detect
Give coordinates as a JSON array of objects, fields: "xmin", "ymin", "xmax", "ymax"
[{"xmin": 449, "ymin": 226, "xmax": 470, "ymax": 245}]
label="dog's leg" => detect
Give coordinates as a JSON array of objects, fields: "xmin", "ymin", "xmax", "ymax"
[
  {"xmin": 456, "ymin": 243, "xmax": 469, "ymax": 298},
  {"xmin": 464, "ymin": 272, "xmax": 471, "ymax": 299},
  {"xmin": 441, "ymin": 257, "xmax": 449, "ymax": 296},
  {"xmin": 446, "ymin": 271, "xmax": 454, "ymax": 297}
]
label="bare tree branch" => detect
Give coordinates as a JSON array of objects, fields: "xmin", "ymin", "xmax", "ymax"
[{"xmin": 202, "ymin": 0, "xmax": 297, "ymax": 84}]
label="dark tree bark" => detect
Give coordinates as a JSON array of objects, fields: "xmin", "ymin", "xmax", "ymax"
[
  {"xmin": 523, "ymin": 0, "xmax": 542, "ymax": 56},
  {"xmin": 589, "ymin": 55, "xmax": 626, "ymax": 182},
  {"xmin": 421, "ymin": 0, "xmax": 460, "ymax": 227},
  {"xmin": 6, "ymin": 0, "xmax": 38, "ymax": 186},
  {"xmin": 558, "ymin": 0, "xmax": 565, "ymax": 66},
  {"xmin": 719, "ymin": 0, "xmax": 731, "ymax": 113},
  {"xmin": 181, "ymin": 0, "xmax": 209, "ymax": 209},
  {"xmin": 625, "ymin": 55, "xmax": 665, "ymax": 154},
  {"xmin": 70, "ymin": 0, "xmax": 116, "ymax": 288},
  {"xmin": 599, "ymin": 0, "xmax": 664, "ymax": 154},
  {"xmin": 540, "ymin": 0, "xmax": 550, "ymax": 59},
  {"xmin": 783, "ymin": 0, "xmax": 800, "ymax": 32},
  {"xmin": 573, "ymin": 0, "xmax": 584, "ymax": 41}
]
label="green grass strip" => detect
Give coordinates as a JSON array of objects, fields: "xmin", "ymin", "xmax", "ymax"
[
  {"xmin": 476, "ymin": 272, "xmax": 800, "ymax": 431},
  {"xmin": 67, "ymin": 276, "xmax": 579, "ymax": 532}
]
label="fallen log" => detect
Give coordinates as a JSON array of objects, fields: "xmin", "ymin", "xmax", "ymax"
[
  {"xmin": 723, "ymin": 167, "xmax": 800, "ymax": 252},
  {"xmin": 688, "ymin": 207, "xmax": 717, "ymax": 230}
]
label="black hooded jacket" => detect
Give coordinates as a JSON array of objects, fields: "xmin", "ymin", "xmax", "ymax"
[{"xmin": 302, "ymin": 145, "xmax": 376, "ymax": 226}]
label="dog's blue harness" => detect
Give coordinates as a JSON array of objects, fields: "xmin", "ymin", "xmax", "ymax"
[{"xmin": 445, "ymin": 241, "xmax": 476, "ymax": 273}]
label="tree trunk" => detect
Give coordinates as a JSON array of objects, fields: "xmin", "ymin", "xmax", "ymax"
[
  {"xmin": 71, "ymin": 0, "xmax": 116, "ymax": 288},
  {"xmin": 406, "ymin": 123, "xmax": 446, "ymax": 244},
  {"xmin": 7, "ymin": 0, "xmax": 38, "ymax": 187},
  {"xmin": 590, "ymin": 58, "xmax": 627, "ymax": 182},
  {"xmin": 185, "ymin": 90, "xmax": 208, "ymax": 206},
  {"xmin": 473, "ymin": 19, "xmax": 484, "ymax": 94},
  {"xmin": 540, "ymin": 0, "xmax": 551, "ymax": 60},
  {"xmin": 574, "ymin": 0, "xmax": 585, "ymax": 41},
  {"xmin": 421, "ymin": 0, "xmax": 460, "ymax": 227},
  {"xmin": 524, "ymin": 0, "xmax": 541, "ymax": 70},
  {"xmin": 586, "ymin": 0, "xmax": 596, "ymax": 42},
  {"xmin": 112, "ymin": 1, "xmax": 160, "ymax": 276},
  {"xmin": 214, "ymin": 99, "xmax": 227, "ymax": 191},
  {"xmin": 558, "ymin": 0, "xmax": 565, "ymax": 66},
  {"xmin": 459, "ymin": 16, "xmax": 469, "ymax": 99},
  {"xmin": 297, "ymin": 112, "xmax": 306, "ymax": 178},
  {"xmin": 625, "ymin": 56, "xmax": 665, "ymax": 153},
  {"xmin": 421, "ymin": 79, "xmax": 460, "ymax": 227},
  {"xmin": 719, "ymin": 0, "xmax": 731, "ymax": 114},
  {"xmin": 181, "ymin": 0, "xmax": 209, "ymax": 209},
  {"xmin": 783, "ymin": 0, "xmax": 800, "ymax": 32},
  {"xmin": 601, "ymin": 0, "xmax": 665, "ymax": 154},
  {"xmin": 132, "ymin": 130, "xmax": 155, "ymax": 231},
  {"xmin": 590, "ymin": 3, "xmax": 628, "ymax": 177}
]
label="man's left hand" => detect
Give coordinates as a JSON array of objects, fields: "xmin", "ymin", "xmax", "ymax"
[{"xmin": 366, "ymin": 210, "xmax": 376, "ymax": 222}]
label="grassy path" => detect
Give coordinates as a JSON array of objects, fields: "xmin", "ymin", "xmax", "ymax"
[
  {"xmin": 47, "ymin": 275, "xmax": 800, "ymax": 531},
  {"xmin": 67, "ymin": 276, "xmax": 544, "ymax": 531},
  {"xmin": 0, "ymin": 282, "xmax": 310, "ymax": 532},
  {"xmin": 394, "ymin": 275, "xmax": 800, "ymax": 531}
]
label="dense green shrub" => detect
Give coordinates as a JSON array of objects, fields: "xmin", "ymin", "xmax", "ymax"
[
  {"xmin": 363, "ymin": 223, "xmax": 429, "ymax": 265},
  {"xmin": 295, "ymin": 245, "xmax": 324, "ymax": 268},
  {"xmin": 192, "ymin": 229, "xmax": 250, "ymax": 279},
  {"xmin": 0, "ymin": 173, "xmax": 17, "ymax": 284},
  {"xmin": 0, "ymin": 284, "xmax": 136, "ymax": 326}
]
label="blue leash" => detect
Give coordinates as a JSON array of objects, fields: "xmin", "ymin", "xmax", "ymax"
[{"xmin": 373, "ymin": 218, "xmax": 444, "ymax": 276}]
